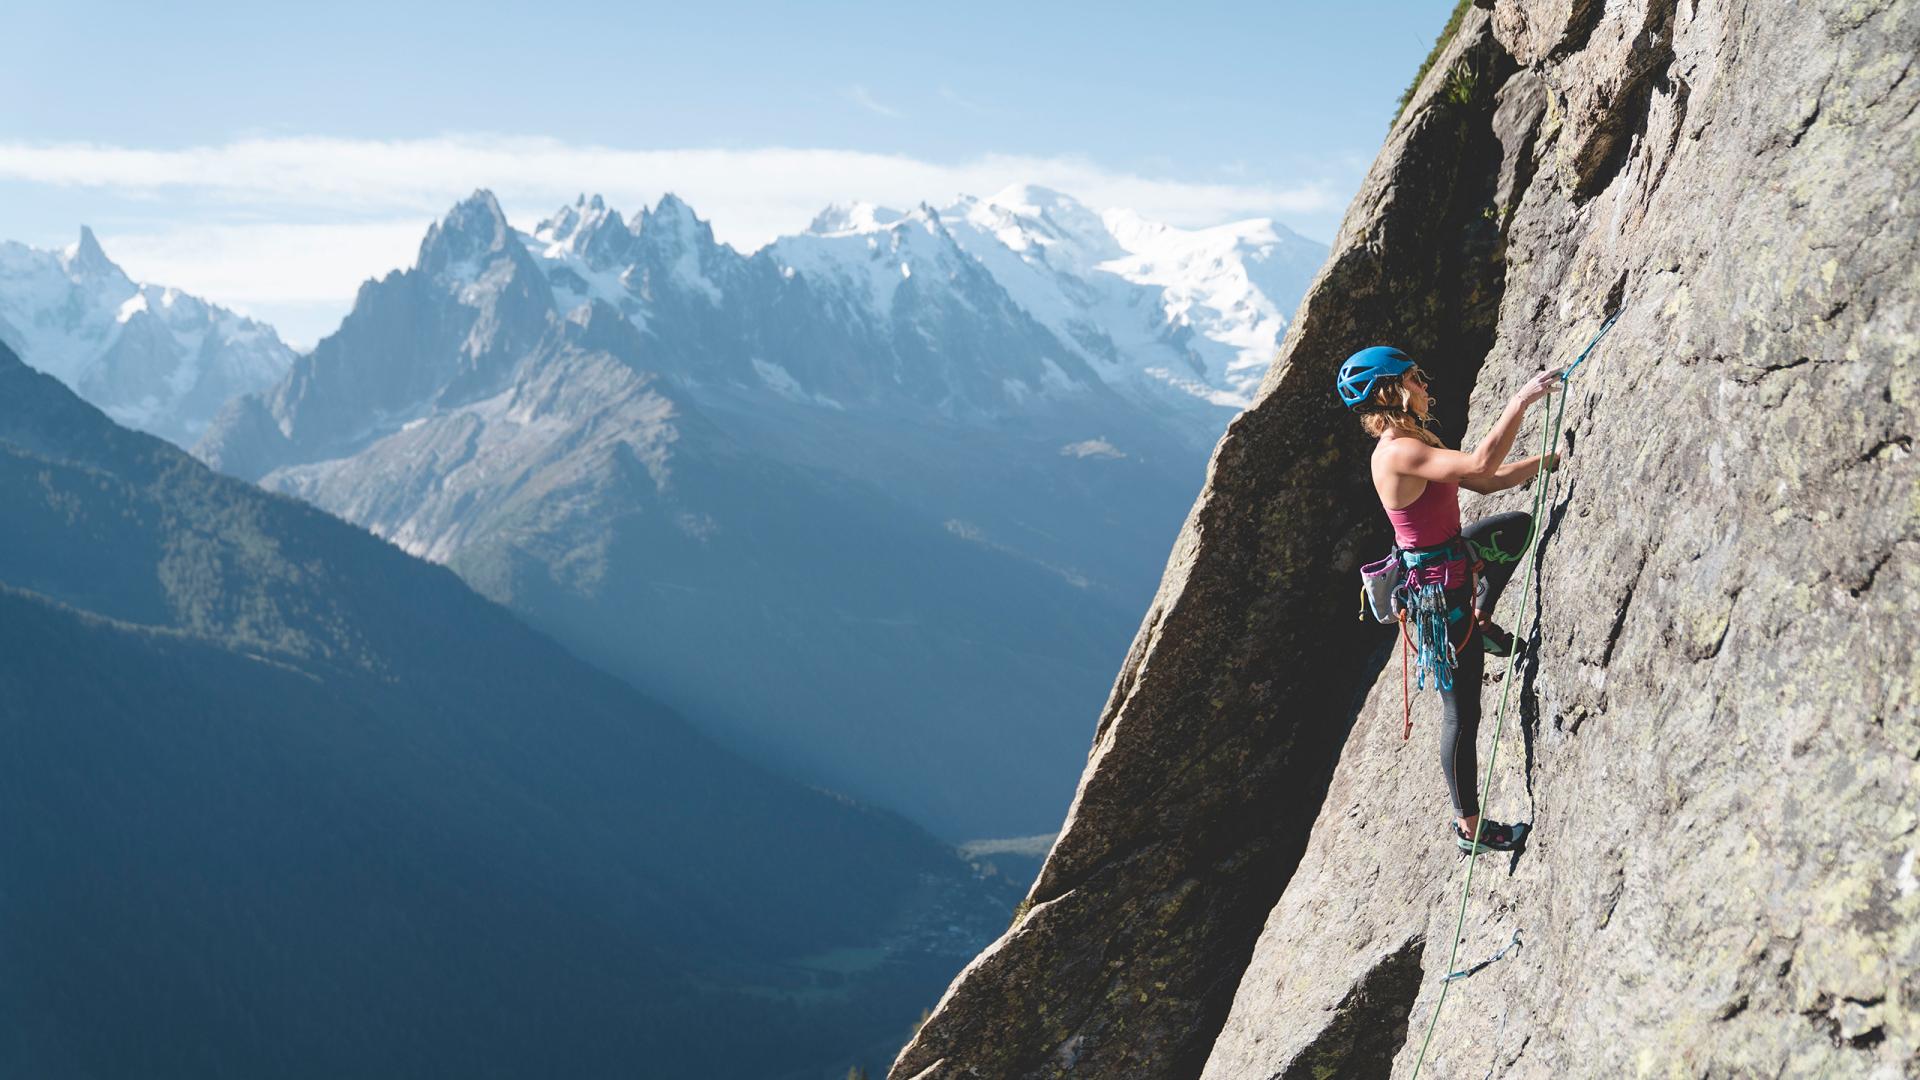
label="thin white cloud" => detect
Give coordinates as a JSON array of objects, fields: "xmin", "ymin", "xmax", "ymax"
[
  {"xmin": 846, "ymin": 85, "xmax": 903, "ymax": 119},
  {"xmin": 0, "ymin": 135, "xmax": 1341, "ymax": 244},
  {"xmin": 99, "ymin": 220, "xmax": 434, "ymax": 348},
  {"xmin": 938, "ymin": 86, "xmax": 989, "ymax": 113},
  {"xmin": 1, "ymin": 135, "xmax": 1347, "ymax": 343},
  {"xmin": 107, "ymin": 220, "xmax": 430, "ymax": 305}
]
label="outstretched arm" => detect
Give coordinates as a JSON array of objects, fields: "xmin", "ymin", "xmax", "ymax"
[
  {"xmin": 1461, "ymin": 452, "xmax": 1560, "ymax": 494},
  {"xmin": 1378, "ymin": 369, "xmax": 1562, "ymax": 484}
]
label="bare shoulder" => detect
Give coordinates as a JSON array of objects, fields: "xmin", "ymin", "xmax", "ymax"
[{"xmin": 1374, "ymin": 433, "xmax": 1429, "ymax": 469}]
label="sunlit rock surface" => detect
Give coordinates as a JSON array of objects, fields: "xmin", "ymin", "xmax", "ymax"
[{"xmin": 894, "ymin": 1, "xmax": 1918, "ymax": 1075}]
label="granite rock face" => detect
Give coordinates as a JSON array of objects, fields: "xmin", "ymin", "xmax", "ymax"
[{"xmin": 893, "ymin": 1, "xmax": 1917, "ymax": 1076}]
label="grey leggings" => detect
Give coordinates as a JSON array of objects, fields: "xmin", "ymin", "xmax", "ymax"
[{"xmin": 1439, "ymin": 511, "xmax": 1532, "ymax": 819}]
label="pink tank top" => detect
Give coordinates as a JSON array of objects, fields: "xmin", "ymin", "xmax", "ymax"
[{"xmin": 1385, "ymin": 479, "xmax": 1461, "ymax": 550}]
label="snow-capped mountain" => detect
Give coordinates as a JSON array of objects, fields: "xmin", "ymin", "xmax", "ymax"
[
  {"xmin": 775, "ymin": 183, "xmax": 1325, "ymax": 427},
  {"xmin": 190, "ymin": 188, "xmax": 1326, "ymax": 838},
  {"xmin": 0, "ymin": 228, "xmax": 294, "ymax": 446},
  {"xmin": 512, "ymin": 185, "xmax": 1322, "ymax": 441},
  {"xmin": 520, "ymin": 190, "xmax": 1111, "ymax": 424}
]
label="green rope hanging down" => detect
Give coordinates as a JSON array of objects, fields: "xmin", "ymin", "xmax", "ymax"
[{"xmin": 1407, "ymin": 310, "xmax": 1620, "ymax": 1080}]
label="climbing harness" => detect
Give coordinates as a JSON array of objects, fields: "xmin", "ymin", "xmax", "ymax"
[
  {"xmin": 1406, "ymin": 310, "xmax": 1621, "ymax": 1080},
  {"xmin": 1360, "ymin": 538, "xmax": 1484, "ymax": 740},
  {"xmin": 1398, "ymin": 539, "xmax": 1480, "ymax": 696}
]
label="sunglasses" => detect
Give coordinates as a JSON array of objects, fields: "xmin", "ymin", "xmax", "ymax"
[{"xmin": 1405, "ymin": 366, "xmax": 1432, "ymax": 387}]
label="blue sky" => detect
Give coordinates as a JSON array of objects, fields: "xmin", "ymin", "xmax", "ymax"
[{"xmin": 2, "ymin": 1, "xmax": 1458, "ymax": 345}]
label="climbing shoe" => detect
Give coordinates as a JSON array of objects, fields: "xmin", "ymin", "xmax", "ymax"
[
  {"xmin": 1477, "ymin": 619, "xmax": 1517, "ymax": 658},
  {"xmin": 1454, "ymin": 819, "xmax": 1529, "ymax": 855}
]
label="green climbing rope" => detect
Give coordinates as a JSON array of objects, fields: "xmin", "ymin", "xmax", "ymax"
[{"xmin": 1406, "ymin": 311, "xmax": 1620, "ymax": 1080}]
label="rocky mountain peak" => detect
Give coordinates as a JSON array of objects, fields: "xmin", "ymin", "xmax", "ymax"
[
  {"xmin": 417, "ymin": 189, "xmax": 514, "ymax": 280},
  {"xmin": 62, "ymin": 225, "xmax": 124, "ymax": 282},
  {"xmin": 2, "ymin": 229, "xmax": 291, "ymax": 448},
  {"xmin": 885, "ymin": 204, "xmax": 955, "ymax": 252},
  {"xmin": 535, "ymin": 193, "xmax": 631, "ymax": 264},
  {"xmin": 635, "ymin": 193, "xmax": 716, "ymax": 250},
  {"xmin": 890, "ymin": 203, "xmax": 952, "ymax": 239},
  {"xmin": 968, "ymin": 186, "xmax": 1120, "ymax": 267},
  {"xmin": 533, "ymin": 197, "xmax": 587, "ymax": 245}
]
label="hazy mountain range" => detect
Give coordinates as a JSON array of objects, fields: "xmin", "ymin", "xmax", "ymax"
[
  {"xmin": 0, "ymin": 337, "xmax": 1012, "ymax": 1078},
  {"xmin": 0, "ymin": 185, "xmax": 1325, "ymax": 1075},
  {"xmin": 5, "ymin": 188, "xmax": 1324, "ymax": 838}
]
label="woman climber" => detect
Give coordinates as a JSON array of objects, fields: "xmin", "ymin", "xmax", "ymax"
[{"xmin": 1337, "ymin": 346, "xmax": 1561, "ymax": 855}]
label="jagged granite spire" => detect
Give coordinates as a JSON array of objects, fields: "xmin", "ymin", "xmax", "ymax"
[
  {"xmin": 417, "ymin": 189, "xmax": 514, "ymax": 279},
  {"xmin": 62, "ymin": 225, "xmax": 122, "ymax": 280},
  {"xmin": 635, "ymin": 192, "xmax": 718, "ymax": 251},
  {"xmin": 534, "ymin": 193, "xmax": 631, "ymax": 268},
  {"xmin": 0, "ymin": 227, "xmax": 290, "ymax": 447}
]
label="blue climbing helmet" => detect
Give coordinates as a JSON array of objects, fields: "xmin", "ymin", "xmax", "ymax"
[{"xmin": 1336, "ymin": 346, "xmax": 1415, "ymax": 408}]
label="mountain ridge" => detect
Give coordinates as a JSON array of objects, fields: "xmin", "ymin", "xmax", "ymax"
[
  {"xmin": 0, "ymin": 334, "xmax": 1012, "ymax": 1078},
  {"xmin": 179, "ymin": 185, "xmax": 1324, "ymax": 838},
  {"xmin": 0, "ymin": 228, "xmax": 293, "ymax": 446}
]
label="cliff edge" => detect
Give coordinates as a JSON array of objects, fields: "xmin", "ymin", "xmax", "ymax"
[{"xmin": 893, "ymin": 1, "xmax": 1918, "ymax": 1076}]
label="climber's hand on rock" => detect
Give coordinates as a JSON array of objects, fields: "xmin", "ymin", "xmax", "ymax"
[
  {"xmin": 1541, "ymin": 451, "xmax": 1562, "ymax": 473},
  {"xmin": 1515, "ymin": 368, "xmax": 1562, "ymax": 407}
]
